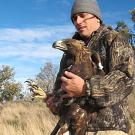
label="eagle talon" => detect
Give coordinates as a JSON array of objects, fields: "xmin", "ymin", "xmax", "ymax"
[{"xmin": 25, "ymin": 79, "xmax": 47, "ymax": 100}]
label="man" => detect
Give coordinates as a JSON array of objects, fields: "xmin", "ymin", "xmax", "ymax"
[{"xmin": 47, "ymin": 0, "xmax": 135, "ymax": 135}]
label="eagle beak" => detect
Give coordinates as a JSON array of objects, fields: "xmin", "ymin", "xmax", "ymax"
[{"xmin": 52, "ymin": 40, "xmax": 67, "ymax": 51}]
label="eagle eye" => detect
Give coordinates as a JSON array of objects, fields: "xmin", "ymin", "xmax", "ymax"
[{"xmin": 66, "ymin": 43, "xmax": 72, "ymax": 47}]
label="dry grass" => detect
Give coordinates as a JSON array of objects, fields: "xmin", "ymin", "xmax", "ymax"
[
  {"xmin": 0, "ymin": 96, "xmax": 134, "ymax": 135},
  {"xmin": 0, "ymin": 101, "xmax": 58, "ymax": 135}
]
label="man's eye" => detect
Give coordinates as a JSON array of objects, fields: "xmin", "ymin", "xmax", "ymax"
[
  {"xmin": 80, "ymin": 13, "xmax": 87, "ymax": 18},
  {"xmin": 80, "ymin": 14, "xmax": 85, "ymax": 18}
]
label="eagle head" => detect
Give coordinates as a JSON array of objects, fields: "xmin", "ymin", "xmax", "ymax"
[{"xmin": 52, "ymin": 39, "xmax": 89, "ymax": 56}]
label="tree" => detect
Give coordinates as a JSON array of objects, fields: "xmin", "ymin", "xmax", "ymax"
[
  {"xmin": 115, "ymin": 8, "xmax": 135, "ymax": 47},
  {"xmin": 130, "ymin": 9, "xmax": 135, "ymax": 28},
  {"xmin": 115, "ymin": 21, "xmax": 132, "ymax": 42},
  {"xmin": 130, "ymin": 9, "xmax": 135, "ymax": 46},
  {"xmin": 36, "ymin": 62, "xmax": 58, "ymax": 93},
  {"xmin": 0, "ymin": 65, "xmax": 23, "ymax": 102},
  {"xmin": 115, "ymin": 21, "xmax": 129, "ymax": 32}
]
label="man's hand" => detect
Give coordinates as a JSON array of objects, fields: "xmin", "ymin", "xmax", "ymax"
[{"xmin": 61, "ymin": 71, "xmax": 86, "ymax": 97}]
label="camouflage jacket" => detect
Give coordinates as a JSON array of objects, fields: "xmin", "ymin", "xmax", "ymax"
[{"xmin": 53, "ymin": 25, "xmax": 135, "ymax": 133}]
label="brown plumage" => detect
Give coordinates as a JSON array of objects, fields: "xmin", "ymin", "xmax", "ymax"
[
  {"xmin": 52, "ymin": 39, "xmax": 104, "ymax": 135},
  {"xmin": 53, "ymin": 39, "xmax": 103, "ymax": 80}
]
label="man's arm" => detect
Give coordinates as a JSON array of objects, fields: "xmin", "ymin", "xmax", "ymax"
[{"xmin": 85, "ymin": 32, "xmax": 135, "ymax": 107}]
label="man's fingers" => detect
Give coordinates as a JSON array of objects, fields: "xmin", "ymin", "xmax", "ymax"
[
  {"xmin": 61, "ymin": 76, "xmax": 69, "ymax": 83},
  {"xmin": 61, "ymin": 71, "xmax": 77, "ymax": 83},
  {"xmin": 64, "ymin": 71, "xmax": 77, "ymax": 79}
]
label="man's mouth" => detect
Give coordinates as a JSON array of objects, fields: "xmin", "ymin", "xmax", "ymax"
[{"xmin": 78, "ymin": 26, "xmax": 86, "ymax": 31}]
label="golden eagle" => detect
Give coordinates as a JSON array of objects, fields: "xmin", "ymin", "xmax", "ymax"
[{"xmin": 52, "ymin": 39, "xmax": 104, "ymax": 135}]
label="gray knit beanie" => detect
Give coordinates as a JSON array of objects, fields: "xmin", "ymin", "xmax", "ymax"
[{"xmin": 71, "ymin": 0, "xmax": 102, "ymax": 23}]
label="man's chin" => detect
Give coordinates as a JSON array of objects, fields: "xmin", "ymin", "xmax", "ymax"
[{"xmin": 79, "ymin": 32, "xmax": 89, "ymax": 38}]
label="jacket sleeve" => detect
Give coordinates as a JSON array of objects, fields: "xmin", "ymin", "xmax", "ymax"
[{"xmin": 86, "ymin": 32, "xmax": 135, "ymax": 108}]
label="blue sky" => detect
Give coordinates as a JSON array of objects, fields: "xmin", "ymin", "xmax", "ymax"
[{"xmin": 0, "ymin": 0, "xmax": 134, "ymax": 92}]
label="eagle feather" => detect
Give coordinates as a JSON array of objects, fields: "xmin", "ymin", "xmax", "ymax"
[{"xmin": 52, "ymin": 39, "xmax": 104, "ymax": 135}]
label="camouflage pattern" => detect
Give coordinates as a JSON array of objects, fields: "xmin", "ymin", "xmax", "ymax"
[
  {"xmin": 53, "ymin": 25, "xmax": 135, "ymax": 133},
  {"xmin": 59, "ymin": 130, "xmax": 128, "ymax": 135},
  {"xmin": 86, "ymin": 130, "xmax": 128, "ymax": 135}
]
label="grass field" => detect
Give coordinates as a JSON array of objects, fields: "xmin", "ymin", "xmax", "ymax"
[
  {"xmin": 0, "ymin": 101, "xmax": 58, "ymax": 135},
  {"xmin": 0, "ymin": 98, "xmax": 134, "ymax": 135}
]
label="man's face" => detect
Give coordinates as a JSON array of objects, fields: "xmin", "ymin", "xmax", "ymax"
[{"xmin": 72, "ymin": 13, "xmax": 100, "ymax": 38}]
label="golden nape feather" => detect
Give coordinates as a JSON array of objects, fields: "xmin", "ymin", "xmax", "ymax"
[{"xmin": 25, "ymin": 79, "xmax": 47, "ymax": 100}]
